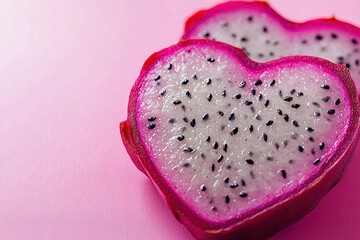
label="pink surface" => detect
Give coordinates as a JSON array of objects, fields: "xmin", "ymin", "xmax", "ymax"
[{"xmin": 0, "ymin": 1, "xmax": 359, "ymax": 239}]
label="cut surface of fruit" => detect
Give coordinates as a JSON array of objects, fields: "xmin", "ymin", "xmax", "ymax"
[
  {"xmin": 121, "ymin": 40, "xmax": 359, "ymax": 239},
  {"xmin": 182, "ymin": 1, "xmax": 360, "ymax": 93}
]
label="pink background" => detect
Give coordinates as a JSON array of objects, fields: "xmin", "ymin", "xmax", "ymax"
[{"xmin": 1, "ymin": 0, "xmax": 360, "ymax": 239}]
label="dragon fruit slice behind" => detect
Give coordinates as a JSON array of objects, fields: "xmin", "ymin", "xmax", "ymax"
[
  {"xmin": 182, "ymin": 1, "xmax": 360, "ymax": 94},
  {"xmin": 120, "ymin": 40, "xmax": 360, "ymax": 240}
]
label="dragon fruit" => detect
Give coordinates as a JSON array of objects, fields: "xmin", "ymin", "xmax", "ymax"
[
  {"xmin": 182, "ymin": 1, "xmax": 360, "ymax": 93},
  {"xmin": 120, "ymin": 40, "xmax": 360, "ymax": 239}
]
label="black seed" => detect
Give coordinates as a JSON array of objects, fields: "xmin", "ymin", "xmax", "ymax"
[
  {"xmin": 173, "ymin": 100, "xmax": 182, "ymax": 105},
  {"xmin": 311, "ymin": 148, "xmax": 316, "ymax": 155},
  {"xmin": 315, "ymin": 34, "xmax": 323, "ymax": 40},
  {"xmin": 266, "ymin": 120, "xmax": 273, "ymax": 126},
  {"xmin": 291, "ymin": 104, "xmax": 300, "ymax": 109},
  {"xmin": 160, "ymin": 89, "xmax": 166, "ymax": 96},
  {"xmin": 337, "ymin": 56, "xmax": 344, "ymax": 64},
  {"xmin": 291, "ymin": 132, "xmax": 298, "ymax": 140},
  {"xmin": 277, "ymin": 109, "xmax": 283, "ymax": 115},
  {"xmin": 147, "ymin": 123, "xmax": 156, "ymax": 129},
  {"xmin": 319, "ymin": 142, "xmax": 325, "ymax": 150},
  {"xmin": 297, "ymin": 92, "xmax": 304, "ymax": 97},
  {"xmin": 239, "ymin": 81, "xmax": 246, "ymax": 88},
  {"xmin": 269, "ymin": 80, "xmax": 276, "ymax": 86},
  {"xmin": 249, "ymin": 151, "xmax": 254, "ymax": 157},
  {"xmin": 166, "ymin": 63, "xmax": 172, "ymax": 70},
  {"xmin": 284, "ymin": 114, "xmax": 289, "ymax": 122},
  {"xmin": 224, "ymin": 177, "xmax": 230, "ymax": 183},
  {"xmin": 204, "ymin": 32, "xmax": 210, "ymax": 38},
  {"xmin": 229, "ymin": 113, "xmax": 235, "ymax": 121},
  {"xmin": 321, "ymin": 84, "xmax": 330, "ymax": 90},
  {"xmin": 183, "ymin": 163, "xmax": 190, "ymax": 168},
  {"xmin": 283, "ymin": 140, "xmax": 289, "ymax": 147},
  {"xmin": 222, "ymin": 90, "xmax": 227, "ymax": 97},
  {"xmin": 290, "ymin": 89, "xmax": 296, "ymax": 94},
  {"xmin": 249, "ymin": 125, "xmax": 254, "ymax": 133},
  {"xmin": 147, "ymin": 117, "xmax": 156, "ymax": 121},
  {"xmin": 213, "ymin": 142, "xmax": 219, "ymax": 149},
  {"xmin": 352, "ymin": 38, "xmax": 358, "ymax": 45},
  {"xmin": 250, "ymin": 171, "xmax": 255, "ymax": 179},
  {"xmin": 275, "ymin": 143, "xmax": 280, "ymax": 150},
  {"xmin": 168, "ymin": 118, "xmax": 176, "ymax": 124},
  {"xmin": 331, "ymin": 33, "xmax": 338, "ymax": 39},
  {"xmin": 289, "ymin": 159, "xmax": 294, "ymax": 164},
  {"xmin": 328, "ymin": 109, "xmax": 336, "ymax": 115},
  {"xmin": 251, "ymin": 89, "xmax": 256, "ymax": 95},
  {"xmin": 200, "ymin": 184, "xmax": 206, "ymax": 191},
  {"xmin": 211, "ymin": 164, "xmax": 215, "ymax": 172},
  {"xmin": 185, "ymin": 91, "xmax": 191, "ymax": 98},
  {"xmin": 217, "ymin": 155, "xmax": 224, "ymax": 163},
  {"xmin": 313, "ymin": 158, "xmax": 321, "ymax": 165},
  {"xmin": 273, "ymin": 41, "xmax": 279, "ymax": 46},
  {"xmin": 309, "ymin": 136, "xmax": 315, "ymax": 142},
  {"xmin": 265, "ymin": 99, "xmax": 270, "ymax": 107},
  {"xmin": 346, "ymin": 63, "xmax": 351, "ymax": 69},
  {"xmin": 181, "ymin": 79, "xmax": 189, "ymax": 85},
  {"xmin": 279, "ymin": 90, "xmax": 283, "ymax": 97},
  {"xmin": 266, "ymin": 156, "xmax": 274, "ymax": 161},
  {"xmin": 258, "ymin": 94, "xmax": 263, "ymax": 101},
  {"xmin": 263, "ymin": 26, "xmax": 268, "ymax": 33},
  {"xmin": 207, "ymin": 58, "xmax": 215, "ymax": 62},
  {"xmin": 239, "ymin": 192, "xmax": 248, "ymax": 198},
  {"xmin": 222, "ymin": 143, "xmax": 228, "ymax": 153},
  {"xmin": 190, "ymin": 119, "xmax": 196, "ymax": 127},
  {"xmin": 246, "ymin": 159, "xmax": 254, "ymax": 165},
  {"xmin": 263, "ymin": 133, "xmax": 268, "ymax": 142},
  {"xmin": 181, "ymin": 105, "xmax": 186, "ymax": 111},
  {"xmin": 244, "ymin": 100, "xmax": 253, "ymax": 106},
  {"xmin": 269, "ymin": 51, "xmax": 274, "ymax": 57},
  {"xmin": 322, "ymin": 96, "xmax": 330, "ymax": 102},
  {"xmin": 231, "ymin": 33, "xmax": 237, "ymax": 38},
  {"xmin": 258, "ymin": 53, "xmax": 264, "ymax": 58},
  {"xmin": 241, "ymin": 37, "xmax": 248, "ymax": 42},
  {"xmin": 234, "ymin": 93, "xmax": 241, "ymax": 99},
  {"xmin": 231, "ymin": 127, "xmax": 239, "ymax": 135},
  {"xmin": 202, "ymin": 114, "xmax": 209, "ymax": 121},
  {"xmin": 192, "ymin": 74, "xmax": 198, "ymax": 80},
  {"xmin": 218, "ymin": 111, "xmax": 224, "ymax": 116},
  {"xmin": 225, "ymin": 195, "xmax": 230, "ymax": 204},
  {"xmin": 207, "ymin": 93, "xmax": 213, "ymax": 102},
  {"xmin": 306, "ymin": 127, "xmax": 314, "ymax": 132},
  {"xmin": 183, "ymin": 117, "xmax": 189, "ymax": 123},
  {"xmin": 206, "ymin": 78, "xmax": 212, "ymax": 85},
  {"xmin": 314, "ymin": 112, "xmax": 321, "ymax": 117},
  {"xmin": 222, "ymin": 22, "xmax": 229, "ymax": 27},
  {"xmin": 177, "ymin": 135, "xmax": 185, "ymax": 141},
  {"xmin": 183, "ymin": 147, "xmax": 194, "ymax": 153},
  {"xmin": 279, "ymin": 169, "xmax": 287, "ymax": 179},
  {"xmin": 255, "ymin": 114, "xmax": 262, "ymax": 121},
  {"xmin": 201, "ymin": 153, "xmax": 206, "ymax": 159},
  {"xmin": 298, "ymin": 146, "xmax": 304, "ymax": 152},
  {"xmin": 301, "ymin": 39, "xmax": 307, "ymax": 44},
  {"xmin": 355, "ymin": 59, "xmax": 359, "ymax": 66},
  {"xmin": 335, "ymin": 98, "xmax": 341, "ymax": 105},
  {"xmin": 241, "ymin": 179, "xmax": 246, "ymax": 186},
  {"xmin": 284, "ymin": 96, "xmax": 293, "ymax": 102},
  {"xmin": 230, "ymin": 183, "xmax": 239, "ymax": 189},
  {"xmin": 211, "ymin": 206, "xmax": 217, "ymax": 212},
  {"xmin": 292, "ymin": 120, "xmax": 299, "ymax": 127},
  {"xmin": 154, "ymin": 75, "xmax": 161, "ymax": 81},
  {"xmin": 248, "ymin": 16, "xmax": 253, "ymax": 22},
  {"xmin": 312, "ymin": 102, "xmax": 320, "ymax": 107},
  {"xmin": 255, "ymin": 80, "xmax": 262, "ymax": 86},
  {"xmin": 205, "ymin": 136, "xmax": 211, "ymax": 142}
]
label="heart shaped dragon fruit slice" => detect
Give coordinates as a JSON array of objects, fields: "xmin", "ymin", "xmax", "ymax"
[
  {"xmin": 182, "ymin": 1, "xmax": 360, "ymax": 94},
  {"xmin": 120, "ymin": 40, "xmax": 360, "ymax": 240}
]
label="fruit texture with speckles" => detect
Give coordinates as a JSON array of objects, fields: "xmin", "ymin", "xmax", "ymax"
[
  {"xmin": 182, "ymin": 1, "xmax": 360, "ymax": 94},
  {"xmin": 120, "ymin": 40, "xmax": 360, "ymax": 240}
]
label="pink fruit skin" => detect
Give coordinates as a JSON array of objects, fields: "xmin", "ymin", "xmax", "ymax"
[
  {"xmin": 120, "ymin": 40, "xmax": 360, "ymax": 240},
  {"xmin": 181, "ymin": 1, "xmax": 360, "ymax": 95}
]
